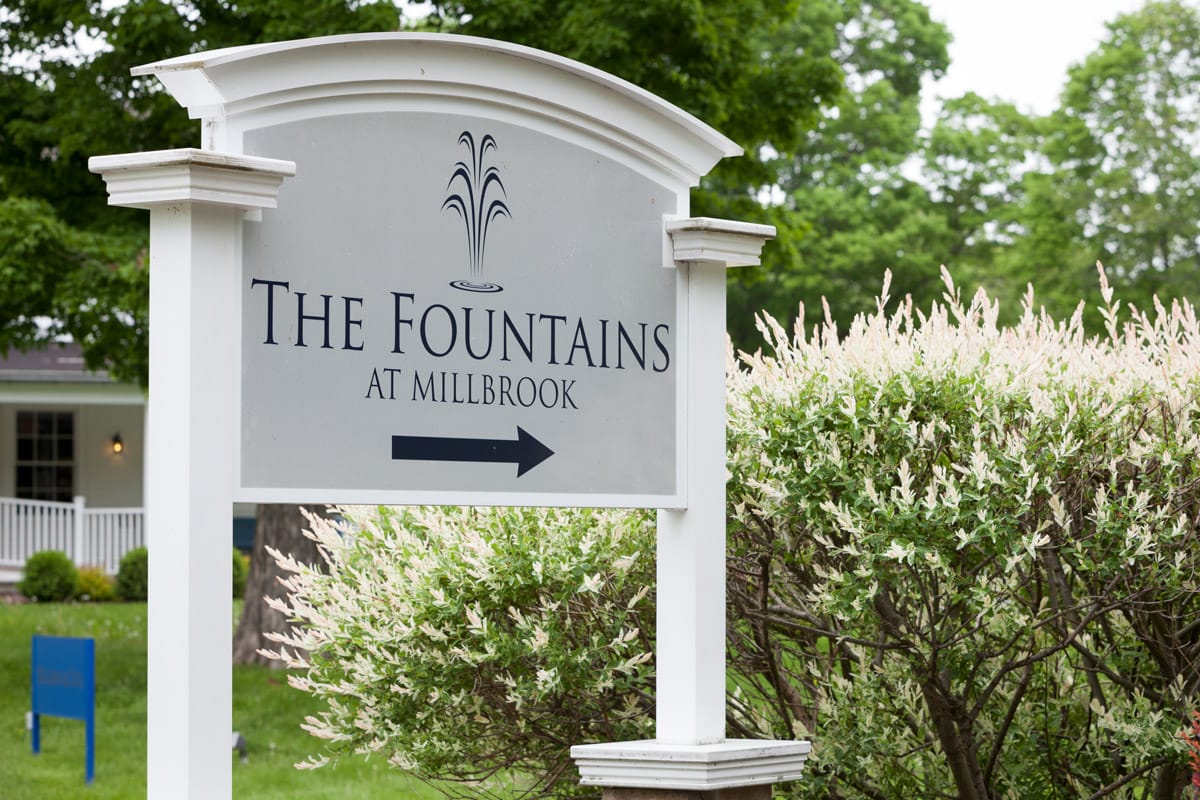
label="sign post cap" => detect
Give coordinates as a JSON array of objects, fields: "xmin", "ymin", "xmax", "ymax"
[
  {"xmin": 88, "ymin": 148, "xmax": 295, "ymax": 214},
  {"xmin": 666, "ymin": 216, "xmax": 778, "ymax": 268}
]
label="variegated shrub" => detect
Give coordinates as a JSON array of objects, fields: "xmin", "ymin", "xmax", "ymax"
[
  {"xmin": 261, "ymin": 505, "xmax": 654, "ymax": 799},
  {"xmin": 726, "ymin": 268, "xmax": 1200, "ymax": 799}
]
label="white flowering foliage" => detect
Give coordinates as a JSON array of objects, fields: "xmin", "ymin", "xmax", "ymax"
[
  {"xmin": 267, "ymin": 268, "xmax": 1200, "ymax": 800},
  {"xmin": 260, "ymin": 505, "xmax": 654, "ymax": 799},
  {"xmin": 726, "ymin": 269, "xmax": 1200, "ymax": 799}
]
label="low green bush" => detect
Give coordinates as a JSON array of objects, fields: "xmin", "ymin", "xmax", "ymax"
[
  {"xmin": 232, "ymin": 548, "xmax": 249, "ymax": 599},
  {"xmin": 116, "ymin": 546, "xmax": 148, "ymax": 602},
  {"xmin": 18, "ymin": 551, "xmax": 78, "ymax": 602},
  {"xmin": 75, "ymin": 564, "xmax": 116, "ymax": 602}
]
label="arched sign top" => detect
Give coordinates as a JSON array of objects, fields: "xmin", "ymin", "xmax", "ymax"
[{"xmin": 134, "ymin": 33, "xmax": 741, "ymax": 188}]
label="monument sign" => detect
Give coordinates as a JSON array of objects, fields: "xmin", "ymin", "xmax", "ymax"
[{"xmin": 90, "ymin": 33, "xmax": 806, "ymax": 800}]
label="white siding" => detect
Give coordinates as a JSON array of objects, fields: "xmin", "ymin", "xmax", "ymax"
[{"xmin": 0, "ymin": 400, "xmax": 145, "ymax": 508}]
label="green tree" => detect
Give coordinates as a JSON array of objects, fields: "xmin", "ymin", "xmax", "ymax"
[
  {"xmin": 728, "ymin": 0, "xmax": 951, "ymax": 346},
  {"xmin": 937, "ymin": 0, "xmax": 1200, "ymax": 329},
  {"xmin": 921, "ymin": 93, "xmax": 1044, "ymax": 318},
  {"xmin": 1052, "ymin": 0, "xmax": 1200, "ymax": 310},
  {"xmin": 739, "ymin": 0, "xmax": 1200, "ymax": 346},
  {"xmin": 0, "ymin": 0, "xmax": 406, "ymax": 382}
]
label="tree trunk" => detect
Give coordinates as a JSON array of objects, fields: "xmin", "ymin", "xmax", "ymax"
[
  {"xmin": 921, "ymin": 677, "xmax": 990, "ymax": 800},
  {"xmin": 1151, "ymin": 762, "xmax": 1187, "ymax": 800},
  {"xmin": 232, "ymin": 504, "xmax": 328, "ymax": 667}
]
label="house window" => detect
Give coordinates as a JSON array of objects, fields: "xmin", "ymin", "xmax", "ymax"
[{"xmin": 15, "ymin": 411, "xmax": 75, "ymax": 502}]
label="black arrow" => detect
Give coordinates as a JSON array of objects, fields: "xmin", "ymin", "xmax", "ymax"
[{"xmin": 391, "ymin": 426, "xmax": 554, "ymax": 477}]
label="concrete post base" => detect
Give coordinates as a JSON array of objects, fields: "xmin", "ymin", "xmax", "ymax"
[{"xmin": 603, "ymin": 787, "xmax": 770, "ymax": 800}]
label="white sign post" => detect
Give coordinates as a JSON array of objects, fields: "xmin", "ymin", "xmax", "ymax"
[
  {"xmin": 569, "ymin": 223, "xmax": 810, "ymax": 793},
  {"xmin": 90, "ymin": 33, "xmax": 808, "ymax": 800},
  {"xmin": 89, "ymin": 150, "xmax": 294, "ymax": 797}
]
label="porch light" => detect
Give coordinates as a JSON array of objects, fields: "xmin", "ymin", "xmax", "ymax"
[{"xmin": 111, "ymin": 434, "xmax": 124, "ymax": 455}]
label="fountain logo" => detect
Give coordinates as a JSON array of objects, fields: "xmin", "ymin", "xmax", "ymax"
[{"xmin": 442, "ymin": 131, "xmax": 511, "ymax": 293}]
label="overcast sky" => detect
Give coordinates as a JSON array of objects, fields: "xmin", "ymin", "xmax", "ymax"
[{"xmin": 918, "ymin": 0, "xmax": 1161, "ymax": 121}]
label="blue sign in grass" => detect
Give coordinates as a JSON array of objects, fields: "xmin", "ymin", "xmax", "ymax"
[{"xmin": 31, "ymin": 635, "xmax": 95, "ymax": 784}]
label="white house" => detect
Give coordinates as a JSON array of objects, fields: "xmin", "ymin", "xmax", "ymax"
[
  {"xmin": 0, "ymin": 344, "xmax": 259, "ymax": 584},
  {"xmin": 0, "ymin": 343, "xmax": 146, "ymax": 581}
]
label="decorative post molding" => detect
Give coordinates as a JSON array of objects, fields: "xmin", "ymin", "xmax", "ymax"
[
  {"xmin": 570, "ymin": 216, "xmax": 811, "ymax": 795},
  {"xmin": 90, "ymin": 148, "xmax": 294, "ymax": 217},
  {"xmin": 89, "ymin": 149, "xmax": 294, "ymax": 800},
  {"xmin": 664, "ymin": 217, "xmax": 776, "ymax": 267}
]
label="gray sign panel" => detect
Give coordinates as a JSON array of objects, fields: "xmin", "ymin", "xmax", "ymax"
[{"xmin": 239, "ymin": 112, "xmax": 680, "ymax": 504}]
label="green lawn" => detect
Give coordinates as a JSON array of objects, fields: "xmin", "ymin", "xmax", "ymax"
[{"xmin": 0, "ymin": 602, "xmax": 442, "ymax": 799}]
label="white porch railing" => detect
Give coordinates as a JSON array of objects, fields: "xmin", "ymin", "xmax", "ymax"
[{"xmin": 0, "ymin": 495, "xmax": 145, "ymax": 576}]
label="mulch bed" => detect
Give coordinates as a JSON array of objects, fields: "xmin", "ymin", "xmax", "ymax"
[{"xmin": 0, "ymin": 586, "xmax": 28, "ymax": 604}]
